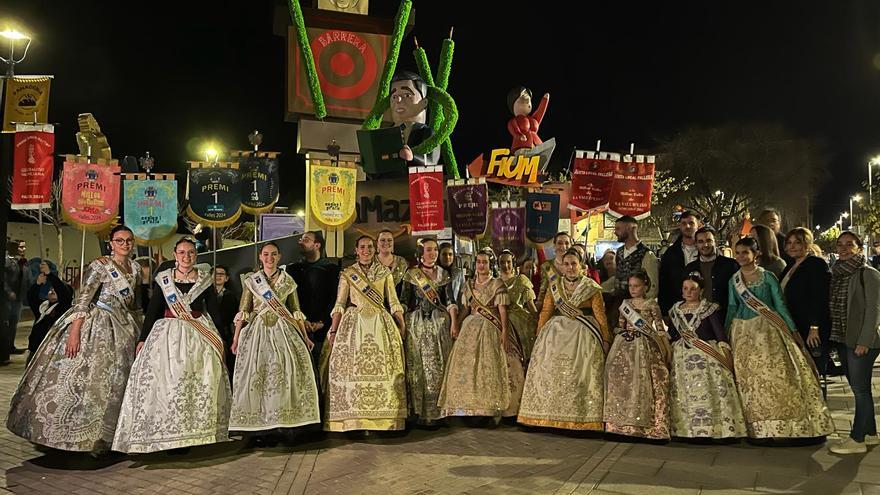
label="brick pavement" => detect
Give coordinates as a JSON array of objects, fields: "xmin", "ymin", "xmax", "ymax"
[{"xmin": 0, "ymin": 329, "xmax": 878, "ymax": 495}]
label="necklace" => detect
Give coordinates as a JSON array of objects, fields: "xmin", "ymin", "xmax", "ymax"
[
  {"xmin": 175, "ymin": 265, "xmax": 196, "ymax": 281},
  {"xmin": 475, "ymin": 275, "xmax": 491, "ymax": 286},
  {"xmin": 263, "ymin": 268, "xmax": 280, "ymax": 279},
  {"xmin": 111, "ymin": 256, "xmax": 132, "ymax": 274}
]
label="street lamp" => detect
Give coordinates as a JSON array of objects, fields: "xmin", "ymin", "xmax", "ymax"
[
  {"xmin": 869, "ymin": 156, "xmax": 880, "ymax": 205},
  {"xmin": 851, "ymin": 194, "xmax": 863, "ymax": 230},
  {"xmin": 815, "ymin": 225, "xmax": 821, "ymax": 231},
  {"xmin": 840, "ymin": 212, "xmax": 850, "ymax": 231},
  {"xmin": 0, "ymin": 29, "xmax": 32, "ymax": 76}
]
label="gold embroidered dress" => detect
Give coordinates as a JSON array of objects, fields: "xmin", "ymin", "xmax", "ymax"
[
  {"xmin": 7, "ymin": 257, "xmax": 143, "ymax": 452},
  {"xmin": 726, "ymin": 268, "xmax": 833, "ymax": 438},
  {"xmin": 438, "ymin": 278, "xmax": 525, "ymax": 418},
  {"xmin": 112, "ymin": 265, "xmax": 232, "ymax": 453},
  {"xmin": 503, "ymin": 274, "xmax": 538, "ymax": 361},
  {"xmin": 519, "ymin": 274, "xmax": 610, "ymax": 430},
  {"xmin": 230, "ymin": 270, "xmax": 320, "ymax": 431},
  {"xmin": 400, "ymin": 266, "xmax": 456, "ymax": 423},
  {"xmin": 380, "ymin": 254, "xmax": 410, "ymax": 291},
  {"xmin": 325, "ymin": 262, "xmax": 407, "ymax": 431},
  {"xmin": 604, "ymin": 298, "xmax": 671, "ymax": 440}
]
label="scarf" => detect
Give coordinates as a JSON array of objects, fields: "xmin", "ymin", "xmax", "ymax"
[{"xmin": 830, "ymin": 254, "xmax": 865, "ymax": 343}]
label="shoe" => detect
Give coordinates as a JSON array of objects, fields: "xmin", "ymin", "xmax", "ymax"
[
  {"xmin": 864, "ymin": 435, "xmax": 879, "ymax": 446},
  {"xmin": 10, "ymin": 348, "xmax": 24, "ymax": 355},
  {"xmin": 830, "ymin": 438, "xmax": 867, "ymax": 454}
]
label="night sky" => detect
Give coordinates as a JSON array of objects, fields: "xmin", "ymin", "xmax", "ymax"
[{"xmin": 3, "ymin": 0, "xmax": 879, "ymax": 229}]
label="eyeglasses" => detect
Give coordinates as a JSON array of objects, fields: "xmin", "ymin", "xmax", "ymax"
[{"xmin": 112, "ymin": 238, "xmax": 135, "ymax": 245}]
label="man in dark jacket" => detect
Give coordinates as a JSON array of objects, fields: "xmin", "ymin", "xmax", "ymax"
[
  {"xmin": 213, "ymin": 265, "xmax": 239, "ymax": 381},
  {"xmin": 757, "ymin": 208, "xmax": 793, "ymax": 266},
  {"xmin": 685, "ymin": 226, "xmax": 740, "ymax": 321},
  {"xmin": 289, "ymin": 231, "xmax": 340, "ymax": 364},
  {"xmin": 4, "ymin": 239, "xmax": 30, "ymax": 361},
  {"xmin": 659, "ymin": 211, "xmax": 702, "ymax": 316},
  {"xmin": 26, "ymin": 261, "xmax": 73, "ymax": 363}
]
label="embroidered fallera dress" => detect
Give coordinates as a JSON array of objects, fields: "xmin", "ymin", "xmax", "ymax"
[
  {"xmin": 604, "ymin": 298, "xmax": 671, "ymax": 440},
  {"xmin": 726, "ymin": 267, "xmax": 833, "ymax": 438},
  {"xmin": 7, "ymin": 257, "xmax": 143, "ymax": 452},
  {"xmin": 400, "ymin": 266, "xmax": 456, "ymax": 424},
  {"xmin": 113, "ymin": 264, "xmax": 232, "ymax": 453},
  {"xmin": 438, "ymin": 278, "xmax": 525, "ymax": 418},
  {"xmin": 325, "ymin": 262, "xmax": 407, "ymax": 432},
  {"xmin": 519, "ymin": 274, "xmax": 610, "ymax": 430},
  {"xmin": 667, "ymin": 300, "xmax": 746, "ymax": 439},
  {"xmin": 230, "ymin": 270, "xmax": 320, "ymax": 431},
  {"xmin": 502, "ymin": 274, "xmax": 538, "ymax": 362}
]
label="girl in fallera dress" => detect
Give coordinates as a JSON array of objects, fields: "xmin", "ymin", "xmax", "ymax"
[
  {"xmin": 7, "ymin": 226, "xmax": 144, "ymax": 454},
  {"xmin": 230, "ymin": 242, "xmax": 320, "ymax": 443},
  {"xmin": 604, "ymin": 269, "xmax": 672, "ymax": 440},
  {"xmin": 324, "ymin": 235, "xmax": 408, "ymax": 432},
  {"xmin": 438, "ymin": 248, "xmax": 525, "ymax": 420},
  {"xmin": 519, "ymin": 249, "xmax": 610, "ymax": 431},
  {"xmin": 498, "ymin": 250, "xmax": 538, "ymax": 363},
  {"xmin": 400, "ymin": 238, "xmax": 458, "ymax": 425},
  {"xmin": 113, "ymin": 237, "xmax": 231, "ymax": 454},
  {"xmin": 725, "ymin": 237, "xmax": 833, "ymax": 441},
  {"xmin": 667, "ymin": 273, "xmax": 746, "ymax": 440},
  {"xmin": 376, "ymin": 229, "xmax": 411, "ymax": 294}
]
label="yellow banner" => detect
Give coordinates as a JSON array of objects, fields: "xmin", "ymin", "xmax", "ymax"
[
  {"xmin": 3, "ymin": 76, "xmax": 52, "ymax": 133},
  {"xmin": 309, "ymin": 164, "xmax": 357, "ymax": 229}
]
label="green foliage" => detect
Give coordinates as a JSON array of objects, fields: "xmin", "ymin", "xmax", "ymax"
[
  {"xmin": 362, "ymin": 0, "xmax": 412, "ymax": 130},
  {"xmin": 287, "ymin": 0, "xmax": 326, "ymax": 119}
]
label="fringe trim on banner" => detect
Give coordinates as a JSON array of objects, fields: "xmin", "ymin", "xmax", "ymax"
[
  {"xmin": 185, "ymin": 206, "xmax": 242, "ymax": 229},
  {"xmin": 61, "ymin": 210, "xmax": 119, "ymax": 233},
  {"xmin": 132, "ymin": 223, "xmax": 178, "ymax": 247},
  {"xmin": 310, "ymin": 209, "xmax": 357, "ymax": 232},
  {"xmin": 445, "ymin": 177, "xmax": 488, "ymax": 240},
  {"xmin": 241, "ymin": 198, "xmax": 279, "ymax": 216}
]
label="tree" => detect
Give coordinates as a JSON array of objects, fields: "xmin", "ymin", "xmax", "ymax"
[
  {"xmin": 656, "ymin": 123, "xmax": 828, "ymax": 240},
  {"xmin": 644, "ymin": 168, "xmax": 693, "ymax": 240}
]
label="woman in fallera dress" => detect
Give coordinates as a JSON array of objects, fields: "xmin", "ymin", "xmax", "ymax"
[
  {"xmin": 7, "ymin": 226, "xmax": 144, "ymax": 453},
  {"xmin": 376, "ymin": 229, "xmax": 410, "ymax": 293},
  {"xmin": 604, "ymin": 269, "xmax": 672, "ymax": 440},
  {"xmin": 725, "ymin": 237, "xmax": 833, "ymax": 440},
  {"xmin": 519, "ymin": 249, "xmax": 610, "ymax": 431},
  {"xmin": 498, "ymin": 250, "xmax": 538, "ymax": 364},
  {"xmin": 229, "ymin": 242, "xmax": 320, "ymax": 442},
  {"xmin": 438, "ymin": 248, "xmax": 525, "ymax": 420},
  {"xmin": 399, "ymin": 238, "xmax": 458, "ymax": 425},
  {"xmin": 113, "ymin": 237, "xmax": 231, "ymax": 454},
  {"xmin": 667, "ymin": 273, "xmax": 746, "ymax": 439},
  {"xmin": 324, "ymin": 235, "xmax": 407, "ymax": 432}
]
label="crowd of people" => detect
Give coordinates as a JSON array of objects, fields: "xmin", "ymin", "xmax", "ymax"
[{"xmin": 2, "ymin": 208, "xmax": 879, "ymax": 459}]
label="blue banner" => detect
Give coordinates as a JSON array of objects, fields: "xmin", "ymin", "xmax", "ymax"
[
  {"xmin": 124, "ymin": 179, "xmax": 178, "ymax": 245},
  {"xmin": 525, "ymin": 191, "xmax": 560, "ymax": 244}
]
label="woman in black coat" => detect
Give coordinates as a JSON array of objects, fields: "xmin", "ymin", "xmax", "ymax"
[{"xmin": 779, "ymin": 227, "xmax": 831, "ymax": 374}]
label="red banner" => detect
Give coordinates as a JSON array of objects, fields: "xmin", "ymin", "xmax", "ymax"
[
  {"xmin": 569, "ymin": 150, "xmax": 618, "ymax": 213},
  {"xmin": 409, "ymin": 166, "xmax": 445, "ymax": 235},
  {"xmin": 61, "ymin": 160, "xmax": 121, "ymax": 231},
  {"xmin": 607, "ymin": 155, "xmax": 655, "ymax": 220},
  {"xmin": 12, "ymin": 125, "xmax": 55, "ymax": 210}
]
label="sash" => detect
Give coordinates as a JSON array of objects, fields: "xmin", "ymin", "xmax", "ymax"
[
  {"xmin": 548, "ymin": 273, "xmax": 610, "ymax": 354},
  {"xmin": 733, "ymin": 271, "xmax": 818, "ymax": 377},
  {"xmin": 409, "ymin": 267, "xmax": 447, "ymax": 312},
  {"xmin": 466, "ymin": 280, "xmax": 524, "ymax": 361},
  {"xmin": 345, "ymin": 264, "xmax": 387, "ymax": 312},
  {"xmin": 247, "ymin": 271, "xmax": 311, "ymax": 348},
  {"xmin": 620, "ymin": 299, "xmax": 671, "ymax": 366},
  {"xmin": 156, "ymin": 268, "xmax": 225, "ymax": 361},
  {"xmin": 36, "ymin": 301, "xmax": 59, "ymax": 325},
  {"xmin": 670, "ymin": 301, "xmax": 734, "ymax": 374},
  {"xmin": 95, "ymin": 257, "xmax": 135, "ymax": 307}
]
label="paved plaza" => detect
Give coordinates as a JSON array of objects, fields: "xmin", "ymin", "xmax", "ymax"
[{"xmin": 0, "ymin": 327, "xmax": 878, "ymax": 495}]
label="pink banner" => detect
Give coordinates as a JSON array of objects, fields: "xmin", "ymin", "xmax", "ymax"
[
  {"xmin": 408, "ymin": 167, "xmax": 445, "ymax": 235},
  {"xmin": 61, "ymin": 160, "xmax": 121, "ymax": 231},
  {"xmin": 12, "ymin": 127, "xmax": 55, "ymax": 209}
]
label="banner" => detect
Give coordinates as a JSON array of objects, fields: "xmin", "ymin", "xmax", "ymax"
[
  {"xmin": 447, "ymin": 179, "xmax": 488, "ymax": 239},
  {"xmin": 3, "ymin": 76, "xmax": 52, "ymax": 133},
  {"xmin": 309, "ymin": 163, "xmax": 358, "ymax": 229},
  {"xmin": 12, "ymin": 124, "xmax": 55, "ymax": 209},
  {"xmin": 186, "ymin": 163, "xmax": 242, "ymax": 227},
  {"xmin": 570, "ymin": 150, "xmax": 619, "ymax": 213},
  {"xmin": 289, "ymin": 27, "xmax": 389, "ymax": 120},
  {"xmin": 61, "ymin": 159, "xmax": 121, "ymax": 231},
  {"xmin": 525, "ymin": 192, "xmax": 560, "ymax": 244},
  {"xmin": 124, "ymin": 179, "xmax": 178, "ymax": 245},
  {"xmin": 408, "ymin": 166, "xmax": 445, "ymax": 235},
  {"xmin": 607, "ymin": 155, "xmax": 656, "ymax": 220},
  {"xmin": 491, "ymin": 203, "xmax": 526, "ymax": 258},
  {"xmin": 235, "ymin": 151, "xmax": 280, "ymax": 214}
]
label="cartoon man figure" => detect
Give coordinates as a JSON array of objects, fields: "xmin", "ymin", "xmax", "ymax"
[
  {"xmin": 390, "ymin": 71, "xmax": 440, "ymax": 167},
  {"xmin": 507, "ymin": 86, "xmax": 550, "ymax": 154}
]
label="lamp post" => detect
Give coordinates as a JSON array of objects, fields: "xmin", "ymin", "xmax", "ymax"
[
  {"xmin": 869, "ymin": 156, "xmax": 880, "ymax": 206},
  {"xmin": 840, "ymin": 212, "xmax": 850, "ymax": 231},
  {"xmin": 851, "ymin": 194, "xmax": 862, "ymax": 230},
  {"xmin": 0, "ymin": 29, "xmax": 31, "ymax": 77}
]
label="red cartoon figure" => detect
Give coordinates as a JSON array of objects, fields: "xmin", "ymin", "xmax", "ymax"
[{"xmin": 507, "ymin": 87, "xmax": 550, "ymax": 154}]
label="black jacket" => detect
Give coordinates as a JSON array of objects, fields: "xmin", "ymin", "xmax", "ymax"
[
  {"xmin": 26, "ymin": 274, "xmax": 73, "ymax": 353},
  {"xmin": 779, "ymin": 256, "xmax": 832, "ymax": 343},
  {"xmin": 659, "ymin": 237, "xmax": 692, "ymax": 315},
  {"xmin": 289, "ymin": 257, "xmax": 340, "ymax": 343},
  {"xmin": 684, "ymin": 255, "xmax": 740, "ymax": 321}
]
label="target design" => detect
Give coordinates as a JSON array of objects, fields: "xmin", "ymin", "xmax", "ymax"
[{"xmin": 311, "ymin": 31, "xmax": 378, "ymax": 100}]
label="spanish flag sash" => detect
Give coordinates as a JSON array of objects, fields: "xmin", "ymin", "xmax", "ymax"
[
  {"xmin": 345, "ymin": 264, "xmax": 387, "ymax": 312},
  {"xmin": 549, "ymin": 273, "xmax": 610, "ymax": 354},
  {"xmin": 408, "ymin": 267, "xmax": 446, "ymax": 312},
  {"xmin": 466, "ymin": 280, "xmax": 524, "ymax": 361},
  {"xmin": 157, "ymin": 267, "xmax": 225, "ymax": 361}
]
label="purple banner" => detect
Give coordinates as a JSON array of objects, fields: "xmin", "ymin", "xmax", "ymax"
[
  {"xmin": 491, "ymin": 204, "xmax": 526, "ymax": 258},
  {"xmin": 447, "ymin": 181, "xmax": 488, "ymax": 239}
]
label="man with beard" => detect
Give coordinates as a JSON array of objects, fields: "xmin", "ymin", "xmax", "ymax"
[
  {"xmin": 684, "ymin": 226, "xmax": 739, "ymax": 321},
  {"xmin": 659, "ymin": 211, "xmax": 702, "ymax": 316},
  {"xmin": 289, "ymin": 231, "xmax": 340, "ymax": 363},
  {"xmin": 613, "ymin": 216, "xmax": 659, "ymax": 300}
]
